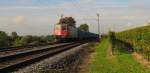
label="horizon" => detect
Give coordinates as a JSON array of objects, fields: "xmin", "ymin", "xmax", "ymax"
[{"xmin": 0, "ymin": 0, "xmax": 150, "ymax": 35}]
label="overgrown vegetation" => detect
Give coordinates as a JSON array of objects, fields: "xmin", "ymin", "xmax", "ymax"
[
  {"xmin": 116, "ymin": 24, "xmax": 150, "ymax": 61},
  {"xmin": 0, "ymin": 31, "xmax": 10, "ymax": 47},
  {"xmin": 90, "ymin": 38, "xmax": 150, "ymax": 73},
  {"xmin": 0, "ymin": 31, "xmax": 55, "ymax": 48},
  {"xmin": 79, "ymin": 23, "xmax": 89, "ymax": 32},
  {"xmin": 108, "ymin": 31, "xmax": 133, "ymax": 54}
]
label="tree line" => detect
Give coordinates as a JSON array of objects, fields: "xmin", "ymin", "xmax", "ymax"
[
  {"xmin": 0, "ymin": 17, "xmax": 90, "ymax": 48},
  {"xmin": 0, "ymin": 31, "xmax": 55, "ymax": 48}
]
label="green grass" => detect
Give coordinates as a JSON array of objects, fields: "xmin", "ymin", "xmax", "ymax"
[
  {"xmin": 116, "ymin": 25, "xmax": 150, "ymax": 47},
  {"xmin": 116, "ymin": 24, "xmax": 150, "ymax": 57},
  {"xmin": 89, "ymin": 38, "xmax": 150, "ymax": 73}
]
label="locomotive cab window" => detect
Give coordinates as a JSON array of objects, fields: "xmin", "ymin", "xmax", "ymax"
[
  {"xmin": 55, "ymin": 25, "xmax": 61, "ymax": 30},
  {"xmin": 62, "ymin": 24, "xmax": 67, "ymax": 31}
]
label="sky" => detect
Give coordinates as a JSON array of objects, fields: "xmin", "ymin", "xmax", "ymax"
[{"xmin": 0, "ymin": 0, "xmax": 150, "ymax": 35}]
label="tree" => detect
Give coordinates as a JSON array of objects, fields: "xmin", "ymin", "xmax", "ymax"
[
  {"xmin": 39, "ymin": 36, "xmax": 47, "ymax": 43},
  {"xmin": 13, "ymin": 37, "xmax": 27, "ymax": 46},
  {"xmin": 30, "ymin": 36, "xmax": 41, "ymax": 45},
  {"xmin": 24, "ymin": 35, "xmax": 33, "ymax": 43},
  {"xmin": 59, "ymin": 17, "xmax": 76, "ymax": 27},
  {"xmin": 0, "ymin": 31, "xmax": 10, "ymax": 47},
  {"xmin": 79, "ymin": 24, "xmax": 89, "ymax": 32},
  {"xmin": 11, "ymin": 32, "xmax": 18, "ymax": 40},
  {"xmin": 45, "ymin": 35, "xmax": 55, "ymax": 43},
  {"xmin": 23, "ymin": 35, "xmax": 41, "ymax": 45}
]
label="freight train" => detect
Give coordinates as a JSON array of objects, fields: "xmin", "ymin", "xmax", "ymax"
[{"xmin": 54, "ymin": 23, "xmax": 99, "ymax": 42}]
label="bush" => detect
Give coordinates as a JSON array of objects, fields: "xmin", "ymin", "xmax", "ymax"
[
  {"xmin": 13, "ymin": 37, "xmax": 28, "ymax": 46},
  {"xmin": 0, "ymin": 31, "xmax": 10, "ymax": 47},
  {"xmin": 108, "ymin": 31, "xmax": 133, "ymax": 55}
]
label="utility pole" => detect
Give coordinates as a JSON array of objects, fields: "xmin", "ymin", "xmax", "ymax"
[{"xmin": 97, "ymin": 13, "xmax": 100, "ymax": 37}]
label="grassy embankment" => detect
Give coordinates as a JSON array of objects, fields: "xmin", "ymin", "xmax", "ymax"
[
  {"xmin": 89, "ymin": 38, "xmax": 150, "ymax": 73},
  {"xmin": 116, "ymin": 25, "xmax": 150, "ymax": 61}
]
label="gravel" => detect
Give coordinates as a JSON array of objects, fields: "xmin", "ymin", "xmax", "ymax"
[{"xmin": 13, "ymin": 43, "xmax": 89, "ymax": 73}]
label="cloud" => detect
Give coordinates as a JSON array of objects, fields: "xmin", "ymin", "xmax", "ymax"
[
  {"xmin": 0, "ymin": 0, "xmax": 150, "ymax": 35},
  {"xmin": 13, "ymin": 16, "xmax": 25, "ymax": 24}
]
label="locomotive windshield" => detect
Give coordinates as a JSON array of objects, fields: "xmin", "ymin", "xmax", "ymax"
[{"xmin": 55, "ymin": 24, "xmax": 61, "ymax": 30}]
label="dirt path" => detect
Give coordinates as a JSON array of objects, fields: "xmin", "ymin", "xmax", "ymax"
[
  {"xmin": 133, "ymin": 52, "xmax": 150, "ymax": 68},
  {"xmin": 107, "ymin": 46, "xmax": 114, "ymax": 58},
  {"xmin": 78, "ymin": 47, "xmax": 96, "ymax": 73}
]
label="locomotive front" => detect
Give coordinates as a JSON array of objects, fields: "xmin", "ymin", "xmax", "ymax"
[{"xmin": 54, "ymin": 23, "xmax": 69, "ymax": 38}]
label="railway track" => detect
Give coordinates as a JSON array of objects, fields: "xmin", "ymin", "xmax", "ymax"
[
  {"xmin": 0, "ymin": 42, "xmax": 57, "ymax": 52},
  {"xmin": 0, "ymin": 43, "xmax": 70, "ymax": 58},
  {"xmin": 0, "ymin": 42, "xmax": 83, "ymax": 73}
]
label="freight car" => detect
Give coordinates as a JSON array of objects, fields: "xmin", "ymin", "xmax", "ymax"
[{"xmin": 54, "ymin": 23, "xmax": 99, "ymax": 42}]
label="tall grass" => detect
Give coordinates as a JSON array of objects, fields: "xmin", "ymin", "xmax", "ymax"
[
  {"xmin": 116, "ymin": 25, "xmax": 150, "ymax": 61},
  {"xmin": 89, "ymin": 38, "xmax": 150, "ymax": 73},
  {"xmin": 108, "ymin": 31, "xmax": 133, "ymax": 55}
]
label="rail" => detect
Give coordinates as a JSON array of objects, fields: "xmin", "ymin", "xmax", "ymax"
[{"xmin": 0, "ymin": 42, "xmax": 84, "ymax": 73}]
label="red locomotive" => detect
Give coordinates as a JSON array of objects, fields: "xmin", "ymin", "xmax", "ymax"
[
  {"xmin": 54, "ymin": 23, "xmax": 99, "ymax": 42},
  {"xmin": 54, "ymin": 23, "xmax": 69, "ymax": 38},
  {"xmin": 54, "ymin": 17, "xmax": 99, "ymax": 42}
]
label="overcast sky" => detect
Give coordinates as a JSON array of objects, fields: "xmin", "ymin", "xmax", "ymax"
[{"xmin": 0, "ymin": 0, "xmax": 150, "ymax": 35}]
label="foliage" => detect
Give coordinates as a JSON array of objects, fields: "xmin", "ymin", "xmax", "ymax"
[
  {"xmin": 89, "ymin": 38, "xmax": 150, "ymax": 73},
  {"xmin": 11, "ymin": 32, "xmax": 18, "ymax": 40},
  {"xmin": 0, "ymin": 31, "xmax": 10, "ymax": 47},
  {"xmin": 78, "ymin": 23, "xmax": 89, "ymax": 32},
  {"xmin": 23, "ymin": 35, "xmax": 41, "ymax": 44},
  {"xmin": 39, "ymin": 36, "xmax": 47, "ymax": 43},
  {"xmin": 45, "ymin": 35, "xmax": 55, "ymax": 43},
  {"xmin": 108, "ymin": 31, "xmax": 133, "ymax": 54},
  {"xmin": 116, "ymin": 24, "xmax": 150, "ymax": 61},
  {"xmin": 0, "ymin": 31, "xmax": 56, "ymax": 47},
  {"xmin": 59, "ymin": 17, "xmax": 76, "ymax": 27},
  {"xmin": 13, "ymin": 37, "xmax": 27, "ymax": 46},
  {"xmin": 108, "ymin": 31, "xmax": 116, "ymax": 44}
]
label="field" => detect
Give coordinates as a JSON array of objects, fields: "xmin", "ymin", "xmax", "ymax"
[
  {"xmin": 116, "ymin": 24, "xmax": 150, "ymax": 60},
  {"xmin": 89, "ymin": 38, "xmax": 150, "ymax": 73}
]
